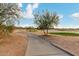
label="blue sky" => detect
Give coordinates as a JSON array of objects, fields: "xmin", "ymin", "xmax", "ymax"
[{"xmin": 17, "ymin": 3, "xmax": 79, "ymax": 28}]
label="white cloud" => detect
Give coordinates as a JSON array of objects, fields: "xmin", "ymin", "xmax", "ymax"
[
  {"xmin": 32, "ymin": 3, "xmax": 39, "ymax": 9},
  {"xmin": 71, "ymin": 12, "xmax": 79, "ymax": 20},
  {"xmin": 23, "ymin": 3, "xmax": 39, "ymax": 19},
  {"xmin": 15, "ymin": 24, "xmax": 37, "ymax": 28},
  {"xmin": 25, "ymin": 4, "xmax": 34, "ymax": 19},
  {"xmin": 55, "ymin": 25, "xmax": 79, "ymax": 29},
  {"xmin": 58, "ymin": 14, "xmax": 63, "ymax": 19},
  {"xmin": 23, "ymin": 3, "xmax": 63, "ymax": 20},
  {"xmin": 18, "ymin": 3, "xmax": 22, "ymax": 7}
]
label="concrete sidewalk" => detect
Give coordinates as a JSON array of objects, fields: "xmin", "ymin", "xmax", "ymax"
[{"xmin": 25, "ymin": 32, "xmax": 71, "ymax": 56}]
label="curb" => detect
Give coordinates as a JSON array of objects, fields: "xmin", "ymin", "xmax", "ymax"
[{"xmin": 41, "ymin": 36, "xmax": 75, "ymax": 56}]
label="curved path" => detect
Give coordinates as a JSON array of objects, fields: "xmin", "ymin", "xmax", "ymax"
[{"xmin": 25, "ymin": 32, "xmax": 71, "ymax": 56}]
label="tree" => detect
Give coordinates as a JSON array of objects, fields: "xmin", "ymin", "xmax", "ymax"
[
  {"xmin": 34, "ymin": 10, "xmax": 59, "ymax": 35},
  {"xmin": 0, "ymin": 3, "xmax": 22, "ymax": 38},
  {"xmin": 0, "ymin": 3, "xmax": 22, "ymax": 25}
]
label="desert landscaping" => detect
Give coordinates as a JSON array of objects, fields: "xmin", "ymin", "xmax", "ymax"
[
  {"xmin": 0, "ymin": 30, "xmax": 27, "ymax": 56},
  {"xmin": 1, "ymin": 3, "xmax": 79, "ymax": 56}
]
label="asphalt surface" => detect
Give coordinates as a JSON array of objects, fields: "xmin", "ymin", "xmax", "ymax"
[{"xmin": 25, "ymin": 32, "xmax": 71, "ymax": 56}]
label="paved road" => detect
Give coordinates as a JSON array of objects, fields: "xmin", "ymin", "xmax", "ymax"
[{"xmin": 25, "ymin": 32, "xmax": 71, "ymax": 56}]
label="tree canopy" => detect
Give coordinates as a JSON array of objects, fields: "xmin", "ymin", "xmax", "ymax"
[
  {"xmin": 0, "ymin": 3, "xmax": 22, "ymax": 38},
  {"xmin": 0, "ymin": 3, "xmax": 22, "ymax": 26},
  {"xmin": 34, "ymin": 10, "xmax": 60, "ymax": 35}
]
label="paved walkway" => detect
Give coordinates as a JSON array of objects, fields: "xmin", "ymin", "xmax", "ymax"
[{"xmin": 25, "ymin": 32, "xmax": 71, "ymax": 56}]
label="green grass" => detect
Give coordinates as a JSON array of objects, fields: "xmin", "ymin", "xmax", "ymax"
[{"xmin": 49, "ymin": 32, "xmax": 79, "ymax": 36}]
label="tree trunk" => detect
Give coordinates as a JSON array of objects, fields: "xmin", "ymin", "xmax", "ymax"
[
  {"xmin": 42, "ymin": 29, "xmax": 49, "ymax": 35},
  {"xmin": 42, "ymin": 29, "xmax": 46, "ymax": 35},
  {"xmin": 46, "ymin": 28, "xmax": 48, "ymax": 35}
]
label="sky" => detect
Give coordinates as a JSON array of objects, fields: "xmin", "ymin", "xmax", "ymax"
[{"xmin": 17, "ymin": 3, "xmax": 79, "ymax": 28}]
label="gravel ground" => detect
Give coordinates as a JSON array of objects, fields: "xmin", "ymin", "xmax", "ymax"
[
  {"xmin": 0, "ymin": 31, "xmax": 27, "ymax": 56},
  {"xmin": 48, "ymin": 35, "xmax": 79, "ymax": 56}
]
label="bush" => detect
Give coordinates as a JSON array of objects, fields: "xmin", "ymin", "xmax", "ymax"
[
  {"xmin": 0, "ymin": 25, "xmax": 14, "ymax": 39},
  {"xmin": 6, "ymin": 25, "xmax": 14, "ymax": 33},
  {"xmin": 26, "ymin": 27, "xmax": 37, "ymax": 32}
]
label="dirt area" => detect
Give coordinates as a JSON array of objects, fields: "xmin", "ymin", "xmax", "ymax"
[
  {"xmin": 32, "ymin": 31, "xmax": 79, "ymax": 56},
  {"xmin": 47, "ymin": 35, "xmax": 79, "ymax": 56},
  {"xmin": 0, "ymin": 31, "xmax": 27, "ymax": 56}
]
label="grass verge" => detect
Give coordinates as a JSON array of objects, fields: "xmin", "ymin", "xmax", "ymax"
[{"xmin": 49, "ymin": 32, "xmax": 79, "ymax": 36}]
